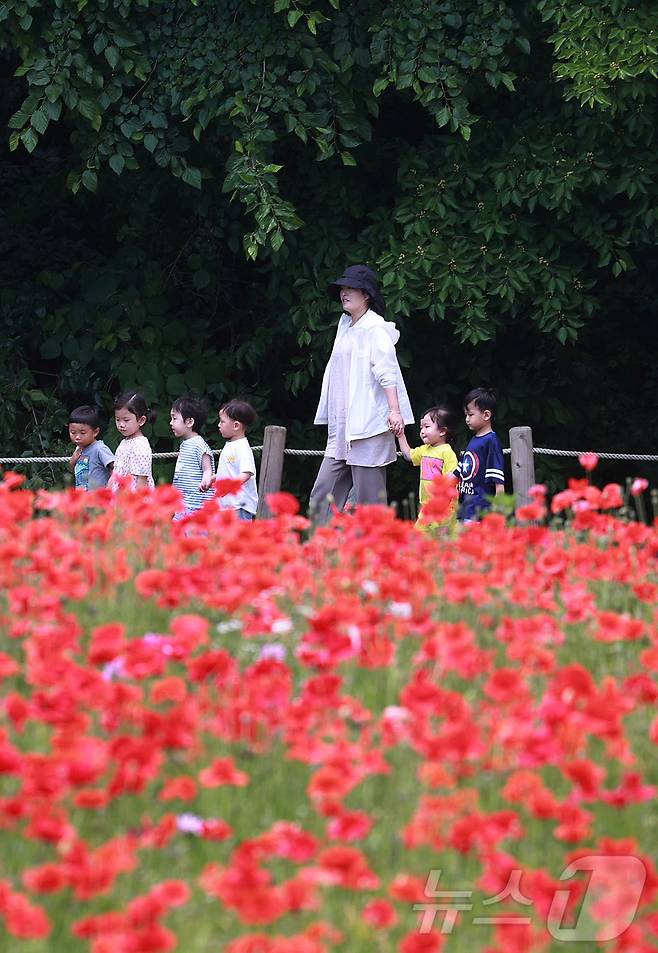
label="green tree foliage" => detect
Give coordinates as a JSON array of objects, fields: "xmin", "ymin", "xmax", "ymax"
[
  {"xmin": 538, "ymin": 0, "xmax": 658, "ymax": 109},
  {"xmin": 1, "ymin": 0, "xmax": 657, "ymax": 493}
]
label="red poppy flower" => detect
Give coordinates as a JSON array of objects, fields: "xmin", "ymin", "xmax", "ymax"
[
  {"xmin": 135, "ymin": 569, "xmax": 170, "ymax": 598},
  {"xmin": 266, "ymin": 492, "xmax": 300, "ymax": 516},
  {"xmin": 149, "ymin": 880, "xmax": 191, "ymax": 909},
  {"xmin": 1, "ymin": 471, "xmax": 26, "ymax": 489},
  {"xmin": 4, "ymin": 693, "xmax": 31, "ymax": 732},
  {"xmin": 0, "ymin": 888, "xmax": 52, "ymax": 938},
  {"xmin": 0, "ymin": 653, "xmax": 19, "ymax": 680},
  {"xmin": 484, "ymin": 669, "xmax": 529, "ymax": 704},
  {"xmin": 327, "ymin": 809, "xmax": 374, "ymax": 842},
  {"xmin": 516, "ymin": 502, "xmax": 546, "ymax": 521},
  {"xmin": 649, "ymin": 716, "xmax": 658, "ymax": 745},
  {"xmin": 388, "ymin": 873, "xmax": 428, "ymax": 903},
  {"xmin": 151, "ymin": 677, "xmax": 188, "ymax": 704},
  {"xmin": 551, "ymin": 489, "xmax": 578, "ymax": 513},
  {"xmin": 362, "ymin": 898, "xmax": 398, "ymax": 928},
  {"xmin": 22, "ymin": 863, "xmax": 69, "ymax": 894},
  {"xmin": 88, "ymin": 623, "xmax": 126, "ymax": 665},
  {"xmin": 417, "ymin": 474, "xmax": 458, "ymax": 524},
  {"xmin": 564, "ymin": 759, "xmax": 606, "ymax": 799},
  {"xmin": 313, "ymin": 846, "xmax": 380, "ymax": 889},
  {"xmin": 399, "ymin": 930, "xmax": 444, "ymax": 953},
  {"xmin": 599, "ymin": 483, "xmax": 623, "ymax": 509},
  {"xmin": 214, "ymin": 478, "xmax": 245, "ymax": 497},
  {"xmin": 257, "ymin": 822, "xmax": 320, "ymax": 862},
  {"xmin": 602, "ymin": 771, "xmax": 657, "ymax": 806},
  {"xmin": 170, "ymin": 613, "xmax": 210, "ymax": 645},
  {"xmin": 158, "ymin": 776, "xmax": 197, "ymax": 802},
  {"xmin": 73, "ymin": 789, "xmax": 110, "ymax": 810},
  {"xmin": 201, "ymin": 819, "xmax": 233, "ymax": 841},
  {"xmin": 199, "ymin": 757, "xmax": 249, "ymax": 788},
  {"xmin": 595, "ymin": 611, "xmax": 646, "ymax": 643},
  {"xmin": 579, "ymin": 452, "xmax": 599, "ymax": 471},
  {"xmin": 187, "ymin": 649, "xmax": 237, "ymax": 683}
]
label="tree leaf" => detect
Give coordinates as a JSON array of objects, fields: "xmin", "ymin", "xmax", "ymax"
[
  {"xmin": 8, "ymin": 111, "xmax": 28, "ymax": 130},
  {"xmin": 105, "ymin": 46, "xmax": 120, "ymax": 69},
  {"xmin": 109, "ymin": 153, "xmax": 125, "ymax": 174},
  {"xmin": 182, "ymin": 166, "xmax": 202, "ymax": 189},
  {"xmin": 21, "ymin": 127, "xmax": 38, "ymax": 153},
  {"xmin": 31, "ymin": 111, "xmax": 48, "ymax": 135},
  {"xmin": 82, "ymin": 169, "xmax": 98, "ymax": 193},
  {"xmin": 78, "ymin": 98, "xmax": 102, "ymax": 130}
]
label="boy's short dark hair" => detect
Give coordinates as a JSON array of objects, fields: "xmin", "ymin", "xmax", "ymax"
[
  {"xmin": 464, "ymin": 387, "xmax": 497, "ymax": 416},
  {"xmin": 69, "ymin": 405, "xmax": 102, "ymax": 429},
  {"xmin": 171, "ymin": 395, "xmax": 209, "ymax": 431},
  {"xmin": 220, "ymin": 399, "xmax": 257, "ymax": 431}
]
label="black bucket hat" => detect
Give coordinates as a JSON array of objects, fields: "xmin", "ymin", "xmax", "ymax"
[{"xmin": 328, "ymin": 264, "xmax": 386, "ymax": 316}]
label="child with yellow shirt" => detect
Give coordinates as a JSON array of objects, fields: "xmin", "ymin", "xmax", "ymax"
[{"xmin": 397, "ymin": 405, "xmax": 459, "ymax": 528}]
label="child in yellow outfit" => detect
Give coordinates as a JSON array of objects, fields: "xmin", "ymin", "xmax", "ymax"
[{"xmin": 397, "ymin": 405, "xmax": 459, "ymax": 528}]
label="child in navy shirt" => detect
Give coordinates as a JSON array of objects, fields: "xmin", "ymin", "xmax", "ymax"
[{"xmin": 456, "ymin": 387, "xmax": 505, "ymax": 521}]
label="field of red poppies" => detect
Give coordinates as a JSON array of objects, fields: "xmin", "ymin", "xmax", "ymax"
[{"xmin": 0, "ymin": 470, "xmax": 657, "ymax": 953}]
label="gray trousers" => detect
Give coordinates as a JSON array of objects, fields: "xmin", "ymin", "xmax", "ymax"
[{"xmin": 309, "ymin": 456, "xmax": 388, "ymax": 525}]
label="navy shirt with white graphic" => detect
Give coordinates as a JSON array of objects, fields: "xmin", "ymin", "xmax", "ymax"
[{"xmin": 456, "ymin": 431, "xmax": 505, "ymax": 521}]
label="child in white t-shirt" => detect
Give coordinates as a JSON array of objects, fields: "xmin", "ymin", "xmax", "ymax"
[{"xmin": 215, "ymin": 399, "xmax": 258, "ymax": 520}]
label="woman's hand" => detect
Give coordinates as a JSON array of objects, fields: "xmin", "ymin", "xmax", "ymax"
[{"xmin": 388, "ymin": 410, "xmax": 404, "ymax": 436}]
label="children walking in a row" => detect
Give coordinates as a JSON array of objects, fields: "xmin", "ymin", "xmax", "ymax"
[
  {"xmin": 68, "ymin": 392, "xmax": 259, "ymax": 519},
  {"xmin": 397, "ymin": 386, "xmax": 505, "ymax": 524},
  {"xmin": 68, "ymin": 385, "xmax": 503, "ymax": 525}
]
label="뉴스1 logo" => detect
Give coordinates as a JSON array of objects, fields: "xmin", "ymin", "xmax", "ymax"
[{"xmin": 413, "ymin": 856, "xmax": 646, "ymax": 941}]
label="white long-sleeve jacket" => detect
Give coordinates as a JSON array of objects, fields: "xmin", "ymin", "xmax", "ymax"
[{"xmin": 314, "ymin": 310, "xmax": 414, "ymax": 442}]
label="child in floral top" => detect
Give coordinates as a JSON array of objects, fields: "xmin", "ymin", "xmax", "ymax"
[{"xmin": 108, "ymin": 391, "xmax": 155, "ymax": 491}]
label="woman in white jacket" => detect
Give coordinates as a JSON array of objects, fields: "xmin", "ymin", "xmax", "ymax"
[{"xmin": 309, "ymin": 264, "xmax": 414, "ymax": 524}]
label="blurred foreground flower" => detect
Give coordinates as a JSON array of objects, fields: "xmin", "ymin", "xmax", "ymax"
[{"xmin": 579, "ymin": 452, "xmax": 599, "ymax": 471}]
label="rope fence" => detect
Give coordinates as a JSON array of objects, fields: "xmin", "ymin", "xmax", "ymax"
[
  {"xmin": 1, "ymin": 423, "xmax": 655, "ymax": 518},
  {"xmin": 1, "ymin": 447, "xmax": 657, "ymax": 466}
]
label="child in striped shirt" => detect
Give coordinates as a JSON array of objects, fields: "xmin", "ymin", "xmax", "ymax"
[{"xmin": 170, "ymin": 396, "xmax": 215, "ymax": 519}]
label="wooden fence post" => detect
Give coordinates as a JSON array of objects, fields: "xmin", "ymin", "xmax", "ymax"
[
  {"xmin": 256, "ymin": 425, "xmax": 287, "ymax": 519},
  {"xmin": 509, "ymin": 426, "xmax": 535, "ymax": 508}
]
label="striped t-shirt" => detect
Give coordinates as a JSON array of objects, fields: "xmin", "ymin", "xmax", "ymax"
[{"xmin": 173, "ymin": 435, "xmax": 215, "ymax": 514}]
